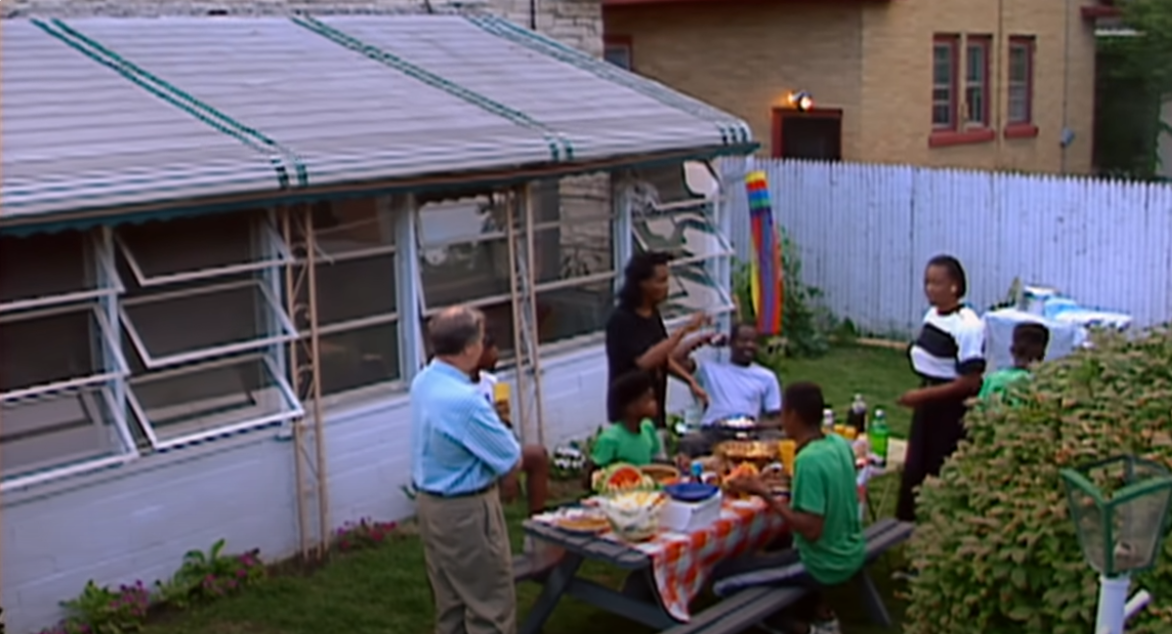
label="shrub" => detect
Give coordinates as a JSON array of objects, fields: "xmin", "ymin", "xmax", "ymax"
[
  {"xmin": 903, "ymin": 328, "xmax": 1172, "ymax": 634},
  {"xmin": 732, "ymin": 227, "xmax": 834, "ymax": 360}
]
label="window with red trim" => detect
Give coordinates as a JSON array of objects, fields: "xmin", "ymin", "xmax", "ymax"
[
  {"xmin": 604, "ymin": 36, "xmax": 633, "ymax": 70},
  {"xmin": 1007, "ymin": 37, "xmax": 1035, "ymax": 126},
  {"xmin": 964, "ymin": 36, "xmax": 991, "ymax": 128},
  {"xmin": 931, "ymin": 35, "xmax": 960, "ymax": 130}
]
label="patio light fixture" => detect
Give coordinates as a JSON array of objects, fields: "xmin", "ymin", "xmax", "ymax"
[
  {"xmin": 1061, "ymin": 455, "xmax": 1172, "ymax": 634},
  {"xmin": 787, "ymin": 91, "xmax": 814, "ymax": 112}
]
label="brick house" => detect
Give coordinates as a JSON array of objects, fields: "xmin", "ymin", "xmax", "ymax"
[{"xmin": 604, "ymin": 0, "xmax": 1101, "ymax": 174}]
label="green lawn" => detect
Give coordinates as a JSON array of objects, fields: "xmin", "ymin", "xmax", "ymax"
[{"xmin": 142, "ymin": 344, "xmax": 916, "ymax": 634}]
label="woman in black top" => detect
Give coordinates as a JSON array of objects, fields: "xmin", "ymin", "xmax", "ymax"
[
  {"xmin": 895, "ymin": 255, "xmax": 986, "ymax": 522},
  {"xmin": 605, "ymin": 251, "xmax": 708, "ymax": 428}
]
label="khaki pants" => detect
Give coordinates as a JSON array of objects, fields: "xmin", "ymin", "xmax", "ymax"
[{"xmin": 417, "ymin": 487, "xmax": 516, "ymax": 634}]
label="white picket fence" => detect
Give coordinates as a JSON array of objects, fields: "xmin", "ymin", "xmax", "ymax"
[{"xmin": 722, "ymin": 159, "xmax": 1172, "ymax": 336}]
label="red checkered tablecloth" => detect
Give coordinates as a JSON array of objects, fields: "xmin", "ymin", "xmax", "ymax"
[{"xmin": 605, "ymin": 498, "xmax": 787, "ymax": 621}]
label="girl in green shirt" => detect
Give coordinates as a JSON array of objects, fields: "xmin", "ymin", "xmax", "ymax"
[{"xmin": 590, "ymin": 370, "xmax": 664, "ymax": 468}]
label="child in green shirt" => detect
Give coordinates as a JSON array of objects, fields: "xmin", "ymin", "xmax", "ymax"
[
  {"xmin": 979, "ymin": 322, "xmax": 1049, "ymax": 403},
  {"xmin": 590, "ymin": 370, "xmax": 664, "ymax": 468}
]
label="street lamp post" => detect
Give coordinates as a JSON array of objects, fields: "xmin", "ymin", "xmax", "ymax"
[{"xmin": 1061, "ymin": 456, "xmax": 1172, "ymax": 634}]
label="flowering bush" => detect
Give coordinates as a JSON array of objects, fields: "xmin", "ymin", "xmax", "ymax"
[
  {"xmin": 48, "ymin": 579, "xmax": 151, "ymax": 634},
  {"xmin": 335, "ymin": 518, "xmax": 398, "ymax": 552},
  {"xmin": 154, "ymin": 540, "xmax": 265, "ymax": 608}
]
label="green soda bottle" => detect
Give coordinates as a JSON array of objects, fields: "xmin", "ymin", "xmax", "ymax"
[{"xmin": 870, "ymin": 409, "xmax": 889, "ymax": 468}]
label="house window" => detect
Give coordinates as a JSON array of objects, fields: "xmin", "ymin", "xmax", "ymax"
[
  {"xmin": 0, "ymin": 230, "xmax": 135, "ymax": 487},
  {"xmin": 932, "ymin": 35, "xmax": 960, "ymax": 130},
  {"xmin": 604, "ymin": 36, "xmax": 633, "ymax": 70},
  {"xmin": 416, "ymin": 179, "xmax": 616, "ymax": 357},
  {"xmin": 1008, "ymin": 36, "xmax": 1036, "ymax": 126},
  {"xmin": 115, "ymin": 211, "xmax": 302, "ymax": 450},
  {"xmin": 964, "ymin": 36, "xmax": 991, "ymax": 127}
]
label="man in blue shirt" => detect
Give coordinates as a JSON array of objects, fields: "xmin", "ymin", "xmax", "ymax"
[
  {"xmin": 674, "ymin": 322, "xmax": 783, "ymax": 456},
  {"xmin": 411, "ymin": 306, "xmax": 522, "ymax": 634}
]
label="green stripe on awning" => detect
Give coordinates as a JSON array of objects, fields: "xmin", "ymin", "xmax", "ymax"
[
  {"xmin": 34, "ymin": 18, "xmax": 310, "ymax": 190},
  {"xmin": 292, "ymin": 14, "xmax": 574, "ymax": 162}
]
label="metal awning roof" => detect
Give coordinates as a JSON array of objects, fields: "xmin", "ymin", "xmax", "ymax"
[{"xmin": 1, "ymin": 15, "xmax": 753, "ymax": 226}]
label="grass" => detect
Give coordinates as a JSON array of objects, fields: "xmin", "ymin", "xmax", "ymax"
[{"xmin": 140, "ymin": 344, "xmax": 916, "ymax": 634}]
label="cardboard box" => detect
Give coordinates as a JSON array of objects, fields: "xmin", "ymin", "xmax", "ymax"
[{"xmin": 659, "ymin": 491, "xmax": 722, "ymax": 533}]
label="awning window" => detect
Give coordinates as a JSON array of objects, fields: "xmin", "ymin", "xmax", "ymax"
[
  {"xmin": 0, "ymin": 230, "xmax": 121, "ymax": 314},
  {"xmin": 0, "ymin": 305, "xmax": 127, "ymax": 401},
  {"xmin": 115, "ymin": 210, "xmax": 292, "ymax": 287},
  {"xmin": 121, "ymin": 279, "xmax": 296, "ymax": 368},
  {"xmin": 127, "ymin": 354, "xmax": 302, "ymax": 450}
]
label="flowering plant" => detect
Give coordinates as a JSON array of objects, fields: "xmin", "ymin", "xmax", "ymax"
[
  {"xmin": 335, "ymin": 518, "xmax": 399, "ymax": 552},
  {"xmin": 155, "ymin": 540, "xmax": 265, "ymax": 608},
  {"xmin": 49, "ymin": 579, "xmax": 151, "ymax": 634}
]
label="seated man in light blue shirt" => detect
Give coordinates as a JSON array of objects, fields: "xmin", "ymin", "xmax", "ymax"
[
  {"xmin": 411, "ymin": 305, "xmax": 521, "ymax": 634},
  {"xmin": 674, "ymin": 322, "xmax": 783, "ymax": 457}
]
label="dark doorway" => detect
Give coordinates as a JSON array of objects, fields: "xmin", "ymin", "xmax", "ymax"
[{"xmin": 771, "ymin": 109, "xmax": 843, "ymax": 161}]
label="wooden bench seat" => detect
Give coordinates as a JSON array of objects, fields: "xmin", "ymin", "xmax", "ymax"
[{"xmin": 659, "ymin": 518, "xmax": 913, "ymax": 634}]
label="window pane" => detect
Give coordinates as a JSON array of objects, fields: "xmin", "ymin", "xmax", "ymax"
[
  {"xmin": 966, "ymin": 46, "xmax": 984, "ymax": 82},
  {"xmin": 1, "ymin": 387, "xmax": 122, "ymax": 478},
  {"xmin": 634, "ymin": 206, "xmax": 728, "ymax": 263},
  {"xmin": 131, "ymin": 357, "xmax": 289, "ymax": 441},
  {"xmin": 309, "ymin": 198, "xmax": 394, "ymax": 255},
  {"xmin": 532, "ymin": 222, "xmax": 614, "ymax": 286},
  {"xmin": 0, "ymin": 309, "xmax": 102, "ymax": 393},
  {"xmin": 932, "ymin": 88, "xmax": 951, "ymax": 102},
  {"xmin": 0, "ymin": 231, "xmax": 96, "ymax": 305},
  {"xmin": 418, "ymin": 195, "xmax": 511, "ymax": 308},
  {"xmin": 933, "ymin": 103, "xmax": 953, "ymax": 127},
  {"xmin": 966, "ymin": 87, "xmax": 985, "ymax": 124},
  {"xmin": 661, "ymin": 260, "xmax": 731, "ymax": 321},
  {"xmin": 317, "ymin": 322, "xmax": 401, "ymax": 396},
  {"xmin": 417, "ymin": 195, "xmax": 500, "ymax": 246},
  {"xmin": 117, "ymin": 210, "xmax": 265, "ymax": 278},
  {"xmin": 537, "ymin": 281, "xmax": 615, "ymax": 343},
  {"xmin": 1009, "ymin": 46, "xmax": 1029, "ymax": 82},
  {"xmin": 300, "ymin": 253, "xmax": 397, "ymax": 330},
  {"xmin": 932, "ymin": 44, "xmax": 953, "ymax": 84},
  {"xmin": 1008, "ymin": 90, "xmax": 1029, "ymax": 123},
  {"xmin": 604, "ymin": 45, "xmax": 631, "ymax": 70},
  {"xmin": 123, "ymin": 282, "xmax": 275, "ymax": 361}
]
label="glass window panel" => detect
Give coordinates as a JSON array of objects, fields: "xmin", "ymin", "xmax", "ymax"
[
  {"xmin": 299, "ymin": 253, "xmax": 397, "ymax": 330},
  {"xmin": 604, "ymin": 45, "xmax": 631, "ymax": 70},
  {"xmin": 966, "ymin": 46, "xmax": 984, "ymax": 82},
  {"xmin": 660, "ymin": 260, "xmax": 733, "ymax": 321},
  {"xmin": 317, "ymin": 322, "xmax": 401, "ymax": 396},
  {"xmin": 1, "ymin": 386, "xmax": 123, "ymax": 478},
  {"xmin": 309, "ymin": 198, "xmax": 395, "ymax": 255},
  {"xmin": 131, "ymin": 357, "xmax": 290, "ymax": 441},
  {"xmin": 417, "ymin": 195, "xmax": 501, "ymax": 246},
  {"xmin": 932, "ymin": 45, "xmax": 953, "ymax": 83},
  {"xmin": 633, "ymin": 207, "xmax": 728, "ymax": 262},
  {"xmin": 933, "ymin": 104, "xmax": 952, "ymax": 127},
  {"xmin": 420, "ymin": 238, "xmax": 511, "ymax": 308},
  {"xmin": 117, "ymin": 210, "xmax": 267, "ymax": 278},
  {"xmin": 123, "ymin": 281, "xmax": 281, "ymax": 362},
  {"xmin": 0, "ymin": 309, "xmax": 103, "ymax": 394},
  {"xmin": 532, "ymin": 222, "xmax": 615, "ymax": 286},
  {"xmin": 0, "ymin": 231, "xmax": 96, "ymax": 305},
  {"xmin": 1009, "ymin": 46, "xmax": 1029, "ymax": 82}
]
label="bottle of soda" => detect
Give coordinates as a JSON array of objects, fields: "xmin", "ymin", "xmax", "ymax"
[
  {"xmin": 847, "ymin": 393, "xmax": 867, "ymax": 434},
  {"xmin": 822, "ymin": 408, "xmax": 836, "ymax": 435},
  {"xmin": 870, "ymin": 409, "xmax": 890, "ymax": 468}
]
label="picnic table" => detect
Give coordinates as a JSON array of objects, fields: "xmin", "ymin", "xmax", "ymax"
[{"xmin": 519, "ymin": 497, "xmax": 787, "ymax": 634}]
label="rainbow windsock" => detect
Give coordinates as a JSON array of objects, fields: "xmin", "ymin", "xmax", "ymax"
[{"xmin": 745, "ymin": 171, "xmax": 783, "ymax": 336}]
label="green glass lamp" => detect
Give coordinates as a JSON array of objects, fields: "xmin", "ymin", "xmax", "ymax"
[{"xmin": 1061, "ymin": 456, "xmax": 1172, "ymax": 634}]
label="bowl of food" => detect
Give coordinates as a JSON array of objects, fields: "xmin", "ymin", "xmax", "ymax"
[
  {"xmin": 639, "ymin": 464, "xmax": 680, "ymax": 485},
  {"xmin": 550, "ymin": 508, "xmax": 610, "ymax": 534},
  {"xmin": 596, "ymin": 490, "xmax": 667, "ymax": 541},
  {"xmin": 591, "ymin": 462, "xmax": 658, "ymax": 494},
  {"xmin": 721, "ymin": 462, "xmax": 761, "ymax": 499},
  {"xmin": 717, "ymin": 440, "xmax": 778, "ymax": 464}
]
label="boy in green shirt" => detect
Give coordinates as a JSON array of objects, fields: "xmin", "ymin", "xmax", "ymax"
[
  {"xmin": 715, "ymin": 382, "xmax": 864, "ymax": 634},
  {"xmin": 978, "ymin": 322, "xmax": 1049, "ymax": 403},
  {"xmin": 589, "ymin": 370, "xmax": 665, "ymax": 468}
]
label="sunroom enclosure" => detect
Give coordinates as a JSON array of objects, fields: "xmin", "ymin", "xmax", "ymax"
[{"xmin": 1, "ymin": 14, "xmax": 752, "ymax": 632}]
